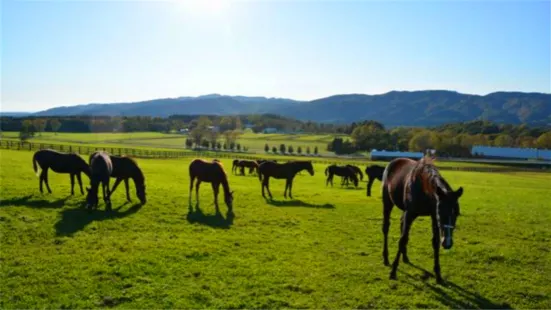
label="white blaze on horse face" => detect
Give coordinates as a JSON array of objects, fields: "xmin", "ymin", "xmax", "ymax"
[{"xmin": 444, "ymin": 217, "xmax": 453, "ymax": 248}]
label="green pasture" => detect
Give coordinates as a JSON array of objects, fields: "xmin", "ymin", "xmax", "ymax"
[{"xmin": 1, "ymin": 149, "xmax": 550, "ymax": 308}]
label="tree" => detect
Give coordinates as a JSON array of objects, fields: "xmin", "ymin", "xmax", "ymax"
[
  {"xmin": 236, "ymin": 143, "xmax": 241, "ymax": 151},
  {"xmin": 201, "ymin": 139, "xmax": 210, "ymax": 148},
  {"xmin": 288, "ymin": 145, "xmax": 294, "ymax": 154},
  {"xmin": 264, "ymin": 143, "xmax": 269, "ymax": 153},
  {"xmin": 230, "ymin": 142, "xmax": 236, "ymax": 151},
  {"xmin": 223, "ymin": 143, "xmax": 227, "ymax": 150},
  {"xmin": 219, "ymin": 116, "xmax": 233, "ymax": 132},
  {"xmin": 279, "ymin": 144, "xmax": 286, "ymax": 154},
  {"xmin": 408, "ymin": 131, "xmax": 438, "ymax": 152},
  {"xmin": 19, "ymin": 120, "xmax": 35, "ymax": 142},
  {"xmin": 493, "ymin": 134, "xmax": 514, "ymax": 147},
  {"xmin": 33, "ymin": 119, "xmax": 46, "ymax": 136},
  {"xmin": 272, "ymin": 146, "xmax": 278, "ymax": 153},
  {"xmin": 216, "ymin": 142, "xmax": 222, "ymax": 150},
  {"xmin": 314, "ymin": 146, "xmax": 318, "ymax": 155},
  {"xmin": 207, "ymin": 129, "xmax": 220, "ymax": 149},
  {"xmin": 49, "ymin": 119, "xmax": 61, "ymax": 135},
  {"xmin": 185, "ymin": 138, "xmax": 193, "ymax": 148},
  {"xmin": 190, "ymin": 116, "xmax": 211, "ymax": 146},
  {"xmin": 536, "ymin": 132, "xmax": 551, "ymax": 149},
  {"xmin": 297, "ymin": 146, "xmax": 302, "ymax": 154},
  {"xmin": 306, "ymin": 146, "xmax": 311, "ymax": 155}
]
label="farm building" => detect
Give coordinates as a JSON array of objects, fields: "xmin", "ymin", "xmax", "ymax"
[
  {"xmin": 471, "ymin": 146, "xmax": 551, "ymax": 161},
  {"xmin": 370, "ymin": 150, "xmax": 424, "ymax": 161}
]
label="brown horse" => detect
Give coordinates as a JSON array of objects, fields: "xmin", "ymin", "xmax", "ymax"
[
  {"xmin": 365, "ymin": 164, "xmax": 385, "ymax": 196},
  {"xmin": 325, "ymin": 164, "xmax": 358, "ymax": 187},
  {"xmin": 236, "ymin": 160, "xmax": 259, "ymax": 175},
  {"xmin": 382, "ymin": 157, "xmax": 463, "ymax": 284},
  {"xmin": 258, "ymin": 161, "xmax": 314, "ymax": 199},
  {"xmin": 232, "ymin": 159, "xmax": 240, "ymax": 174},
  {"xmin": 90, "ymin": 152, "xmax": 146, "ymax": 204},
  {"xmin": 86, "ymin": 151, "xmax": 113, "ymax": 210},
  {"xmin": 189, "ymin": 159, "xmax": 234, "ymax": 214},
  {"xmin": 341, "ymin": 164, "xmax": 364, "ymax": 186},
  {"xmin": 32, "ymin": 149, "xmax": 91, "ymax": 195}
]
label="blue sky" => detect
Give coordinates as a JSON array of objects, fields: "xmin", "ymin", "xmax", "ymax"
[{"xmin": 2, "ymin": 0, "xmax": 550, "ymax": 112}]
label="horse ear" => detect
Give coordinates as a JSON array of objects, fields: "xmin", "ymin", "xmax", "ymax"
[{"xmin": 455, "ymin": 187, "xmax": 464, "ymax": 199}]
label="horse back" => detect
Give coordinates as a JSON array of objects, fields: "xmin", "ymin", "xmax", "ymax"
[
  {"xmin": 90, "ymin": 152, "xmax": 113, "ymax": 181},
  {"xmin": 34, "ymin": 149, "xmax": 87, "ymax": 174},
  {"xmin": 190, "ymin": 159, "xmax": 227, "ymax": 182}
]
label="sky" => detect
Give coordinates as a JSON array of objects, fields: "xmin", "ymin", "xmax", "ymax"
[{"xmin": 1, "ymin": 0, "xmax": 550, "ymax": 112}]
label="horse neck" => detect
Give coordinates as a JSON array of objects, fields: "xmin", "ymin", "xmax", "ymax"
[
  {"xmin": 131, "ymin": 168, "xmax": 145, "ymax": 187},
  {"xmin": 220, "ymin": 176, "xmax": 231, "ymax": 197}
]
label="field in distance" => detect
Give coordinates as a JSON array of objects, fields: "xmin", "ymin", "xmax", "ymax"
[
  {"xmin": 0, "ymin": 131, "xmax": 337, "ymax": 155},
  {"xmin": 1, "ymin": 149, "xmax": 550, "ymax": 308}
]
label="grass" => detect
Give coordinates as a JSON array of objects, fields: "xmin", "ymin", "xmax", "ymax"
[{"xmin": 1, "ymin": 148, "xmax": 550, "ymax": 308}]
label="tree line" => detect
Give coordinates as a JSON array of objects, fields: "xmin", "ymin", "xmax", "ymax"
[{"xmin": 328, "ymin": 120, "xmax": 551, "ymax": 156}]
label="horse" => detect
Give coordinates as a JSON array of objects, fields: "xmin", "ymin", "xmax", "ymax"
[
  {"xmin": 86, "ymin": 151, "xmax": 113, "ymax": 210},
  {"xmin": 258, "ymin": 161, "xmax": 314, "ymax": 199},
  {"xmin": 189, "ymin": 159, "xmax": 234, "ymax": 214},
  {"xmin": 89, "ymin": 152, "xmax": 146, "ymax": 204},
  {"xmin": 32, "ymin": 149, "xmax": 91, "ymax": 195},
  {"xmin": 365, "ymin": 164, "xmax": 385, "ymax": 197},
  {"xmin": 236, "ymin": 160, "xmax": 259, "ymax": 175},
  {"xmin": 325, "ymin": 164, "xmax": 359, "ymax": 187},
  {"xmin": 381, "ymin": 157, "xmax": 463, "ymax": 284},
  {"xmin": 256, "ymin": 159, "xmax": 277, "ymax": 165},
  {"xmin": 341, "ymin": 164, "xmax": 364, "ymax": 186},
  {"xmin": 232, "ymin": 159, "xmax": 240, "ymax": 174}
]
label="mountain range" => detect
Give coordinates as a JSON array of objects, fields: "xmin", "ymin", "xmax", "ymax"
[{"xmin": 29, "ymin": 90, "xmax": 551, "ymax": 127}]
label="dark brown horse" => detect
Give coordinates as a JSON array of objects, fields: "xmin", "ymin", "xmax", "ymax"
[
  {"xmin": 341, "ymin": 164, "xmax": 364, "ymax": 186},
  {"xmin": 232, "ymin": 159, "xmax": 240, "ymax": 174},
  {"xmin": 325, "ymin": 164, "xmax": 359, "ymax": 187},
  {"xmin": 189, "ymin": 159, "xmax": 234, "ymax": 214},
  {"xmin": 236, "ymin": 160, "xmax": 259, "ymax": 175},
  {"xmin": 90, "ymin": 152, "xmax": 146, "ymax": 204},
  {"xmin": 258, "ymin": 161, "xmax": 314, "ymax": 199},
  {"xmin": 256, "ymin": 159, "xmax": 277, "ymax": 165},
  {"xmin": 32, "ymin": 149, "xmax": 91, "ymax": 195},
  {"xmin": 86, "ymin": 151, "xmax": 113, "ymax": 210},
  {"xmin": 365, "ymin": 164, "xmax": 385, "ymax": 197},
  {"xmin": 382, "ymin": 157, "xmax": 463, "ymax": 284}
]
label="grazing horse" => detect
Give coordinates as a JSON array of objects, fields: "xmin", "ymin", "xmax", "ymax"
[
  {"xmin": 258, "ymin": 161, "xmax": 314, "ymax": 199},
  {"xmin": 232, "ymin": 159, "xmax": 240, "ymax": 174},
  {"xmin": 325, "ymin": 164, "xmax": 359, "ymax": 187},
  {"xmin": 341, "ymin": 164, "xmax": 364, "ymax": 186},
  {"xmin": 382, "ymin": 157, "xmax": 463, "ymax": 284},
  {"xmin": 32, "ymin": 149, "xmax": 91, "ymax": 195},
  {"xmin": 189, "ymin": 159, "xmax": 234, "ymax": 214},
  {"xmin": 90, "ymin": 152, "xmax": 147, "ymax": 204},
  {"xmin": 86, "ymin": 151, "xmax": 113, "ymax": 210},
  {"xmin": 236, "ymin": 160, "xmax": 259, "ymax": 175},
  {"xmin": 365, "ymin": 164, "xmax": 385, "ymax": 197},
  {"xmin": 256, "ymin": 159, "xmax": 277, "ymax": 165}
]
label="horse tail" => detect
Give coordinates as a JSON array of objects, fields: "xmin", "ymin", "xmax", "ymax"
[
  {"xmin": 33, "ymin": 153, "xmax": 40, "ymax": 177},
  {"xmin": 258, "ymin": 168, "xmax": 263, "ymax": 182},
  {"xmin": 358, "ymin": 168, "xmax": 364, "ymax": 181}
]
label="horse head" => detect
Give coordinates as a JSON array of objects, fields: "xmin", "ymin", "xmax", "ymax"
[
  {"xmin": 224, "ymin": 190, "xmax": 234, "ymax": 210},
  {"xmin": 85, "ymin": 186, "xmax": 98, "ymax": 209},
  {"xmin": 306, "ymin": 161, "xmax": 315, "ymax": 176},
  {"xmin": 436, "ymin": 186, "xmax": 463, "ymax": 250},
  {"xmin": 137, "ymin": 184, "xmax": 147, "ymax": 204}
]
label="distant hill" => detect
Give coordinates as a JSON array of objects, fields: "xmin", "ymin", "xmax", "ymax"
[{"xmin": 34, "ymin": 91, "xmax": 551, "ymax": 127}]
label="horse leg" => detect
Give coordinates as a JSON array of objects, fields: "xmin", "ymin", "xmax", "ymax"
[
  {"xmin": 432, "ymin": 215, "xmax": 444, "ymax": 284},
  {"xmin": 70, "ymin": 174, "xmax": 75, "ymax": 195},
  {"xmin": 195, "ymin": 180, "xmax": 201, "ymax": 206},
  {"xmin": 103, "ymin": 181, "xmax": 112, "ymax": 211},
  {"xmin": 288, "ymin": 178, "xmax": 294, "ymax": 199},
  {"xmin": 265, "ymin": 177, "xmax": 273, "ymax": 199},
  {"xmin": 367, "ymin": 177, "xmax": 374, "ymax": 197},
  {"xmin": 212, "ymin": 183, "xmax": 220, "ymax": 214},
  {"xmin": 390, "ymin": 211, "xmax": 415, "ymax": 280},
  {"xmin": 382, "ymin": 189, "xmax": 394, "ymax": 266},
  {"xmin": 44, "ymin": 169, "xmax": 52, "ymax": 194},
  {"xmin": 111, "ymin": 178, "xmax": 122, "ymax": 197},
  {"xmin": 401, "ymin": 212, "xmax": 415, "ymax": 264},
  {"xmin": 39, "ymin": 169, "xmax": 46, "ymax": 193},
  {"xmin": 124, "ymin": 178, "xmax": 131, "ymax": 202},
  {"xmin": 77, "ymin": 173, "xmax": 84, "ymax": 195},
  {"xmin": 284, "ymin": 179, "xmax": 289, "ymax": 198},
  {"xmin": 189, "ymin": 177, "xmax": 195, "ymax": 206}
]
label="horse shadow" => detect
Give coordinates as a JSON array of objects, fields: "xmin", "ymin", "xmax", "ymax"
[
  {"xmin": 55, "ymin": 202, "xmax": 143, "ymax": 236},
  {"xmin": 0, "ymin": 195, "xmax": 70, "ymax": 209},
  {"xmin": 400, "ymin": 263, "xmax": 511, "ymax": 309},
  {"xmin": 266, "ymin": 199, "xmax": 335, "ymax": 209},
  {"xmin": 186, "ymin": 204, "xmax": 234, "ymax": 229}
]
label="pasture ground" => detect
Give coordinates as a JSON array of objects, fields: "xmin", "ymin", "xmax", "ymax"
[{"xmin": 1, "ymin": 149, "xmax": 550, "ymax": 308}]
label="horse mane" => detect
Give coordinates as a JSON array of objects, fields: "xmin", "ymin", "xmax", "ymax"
[{"xmin": 411, "ymin": 156, "xmax": 449, "ymax": 196}]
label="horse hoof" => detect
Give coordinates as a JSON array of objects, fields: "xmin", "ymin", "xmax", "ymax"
[
  {"xmin": 436, "ymin": 277, "xmax": 445, "ymax": 285},
  {"xmin": 389, "ymin": 273, "xmax": 397, "ymax": 280},
  {"xmin": 384, "ymin": 260, "xmax": 390, "ymax": 266},
  {"xmin": 403, "ymin": 257, "xmax": 411, "ymax": 264}
]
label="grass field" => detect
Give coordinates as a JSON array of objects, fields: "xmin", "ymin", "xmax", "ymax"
[
  {"xmin": 0, "ymin": 131, "xmax": 338, "ymax": 155},
  {"xmin": 1, "ymin": 149, "xmax": 550, "ymax": 308}
]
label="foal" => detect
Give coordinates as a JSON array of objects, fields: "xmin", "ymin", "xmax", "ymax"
[
  {"xmin": 189, "ymin": 159, "xmax": 234, "ymax": 214},
  {"xmin": 381, "ymin": 157, "xmax": 463, "ymax": 284}
]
